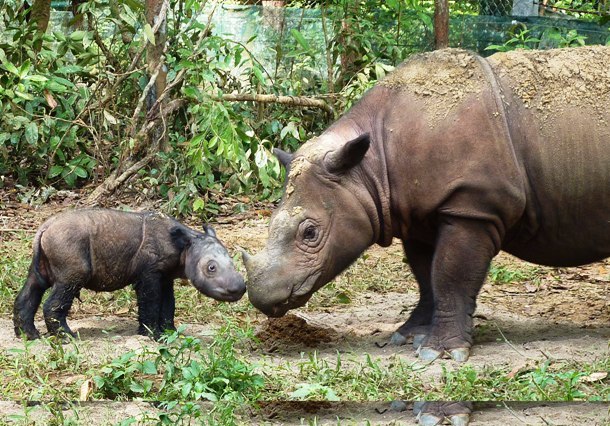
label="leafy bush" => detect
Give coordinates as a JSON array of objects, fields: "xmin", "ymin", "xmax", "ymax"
[
  {"xmin": 0, "ymin": 6, "xmax": 98, "ymax": 186},
  {"xmin": 92, "ymin": 323, "xmax": 264, "ymax": 402}
]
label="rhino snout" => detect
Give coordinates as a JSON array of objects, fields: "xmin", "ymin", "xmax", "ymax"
[{"xmin": 206, "ymin": 275, "xmax": 246, "ymax": 302}]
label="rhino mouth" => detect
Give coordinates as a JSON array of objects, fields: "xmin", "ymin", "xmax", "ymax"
[
  {"xmin": 263, "ymin": 293, "xmax": 312, "ymax": 317},
  {"xmin": 259, "ymin": 271, "xmax": 321, "ymax": 317}
]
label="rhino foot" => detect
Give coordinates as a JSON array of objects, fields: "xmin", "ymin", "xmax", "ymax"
[
  {"xmin": 417, "ymin": 346, "xmax": 442, "ymax": 362},
  {"xmin": 418, "ymin": 414, "xmax": 470, "ymax": 426},
  {"xmin": 417, "ymin": 346, "xmax": 470, "ymax": 362},
  {"xmin": 390, "ymin": 324, "xmax": 432, "ymax": 348},
  {"xmin": 389, "ymin": 332, "xmax": 407, "ymax": 346},
  {"xmin": 418, "ymin": 413, "xmax": 443, "ymax": 426},
  {"xmin": 449, "ymin": 348, "xmax": 470, "ymax": 362},
  {"xmin": 15, "ymin": 326, "xmax": 41, "ymax": 341},
  {"xmin": 413, "ymin": 333, "xmax": 427, "ymax": 348},
  {"xmin": 415, "ymin": 402, "xmax": 472, "ymax": 426},
  {"xmin": 389, "ymin": 331, "xmax": 429, "ymax": 349}
]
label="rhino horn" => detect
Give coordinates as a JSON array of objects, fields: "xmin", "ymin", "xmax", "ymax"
[{"xmin": 239, "ymin": 247, "xmax": 253, "ymax": 268}]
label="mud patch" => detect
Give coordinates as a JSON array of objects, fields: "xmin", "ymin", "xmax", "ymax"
[
  {"xmin": 379, "ymin": 48, "xmax": 486, "ymax": 126},
  {"xmin": 489, "ymin": 45, "xmax": 610, "ymax": 132},
  {"xmin": 255, "ymin": 314, "xmax": 340, "ymax": 352}
]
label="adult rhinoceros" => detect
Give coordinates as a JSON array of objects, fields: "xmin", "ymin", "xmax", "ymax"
[{"xmin": 242, "ymin": 46, "xmax": 610, "ymax": 365}]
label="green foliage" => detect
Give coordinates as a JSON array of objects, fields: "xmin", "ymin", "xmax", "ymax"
[
  {"xmin": 0, "ymin": 6, "xmax": 98, "ymax": 186},
  {"xmin": 486, "ymin": 23, "xmax": 588, "ymax": 52},
  {"xmin": 92, "ymin": 323, "xmax": 264, "ymax": 402},
  {"xmin": 0, "ymin": 231, "xmax": 31, "ymax": 315},
  {"xmin": 487, "ymin": 262, "xmax": 540, "ymax": 284},
  {"xmin": 437, "ymin": 359, "xmax": 608, "ymax": 401},
  {"xmin": 485, "ymin": 25, "xmax": 541, "ymax": 51}
]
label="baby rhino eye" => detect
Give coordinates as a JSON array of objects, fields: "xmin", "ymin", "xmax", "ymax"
[{"xmin": 207, "ymin": 261, "xmax": 217, "ymax": 273}]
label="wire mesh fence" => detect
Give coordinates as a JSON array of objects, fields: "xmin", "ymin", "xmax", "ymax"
[{"xmin": 475, "ymin": 0, "xmax": 609, "ymax": 17}]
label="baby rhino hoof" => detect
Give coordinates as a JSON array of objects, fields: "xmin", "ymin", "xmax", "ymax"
[
  {"xmin": 417, "ymin": 347, "xmax": 470, "ymax": 363},
  {"xmin": 15, "ymin": 328, "xmax": 41, "ymax": 341}
]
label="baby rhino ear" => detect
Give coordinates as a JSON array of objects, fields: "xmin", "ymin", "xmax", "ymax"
[
  {"xmin": 325, "ymin": 133, "xmax": 370, "ymax": 174},
  {"xmin": 170, "ymin": 226, "xmax": 192, "ymax": 251},
  {"xmin": 203, "ymin": 224, "xmax": 217, "ymax": 238}
]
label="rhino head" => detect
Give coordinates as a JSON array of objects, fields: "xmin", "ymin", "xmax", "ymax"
[
  {"xmin": 174, "ymin": 225, "xmax": 246, "ymax": 302},
  {"xmin": 243, "ymin": 133, "xmax": 381, "ymax": 317}
]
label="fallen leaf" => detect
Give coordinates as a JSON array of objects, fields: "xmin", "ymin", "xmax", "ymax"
[
  {"xmin": 506, "ymin": 360, "xmax": 536, "ymax": 379},
  {"xmin": 580, "ymin": 372, "xmax": 608, "ymax": 383},
  {"xmin": 44, "ymin": 90, "xmax": 57, "ymax": 109},
  {"xmin": 80, "ymin": 379, "xmax": 94, "ymax": 401}
]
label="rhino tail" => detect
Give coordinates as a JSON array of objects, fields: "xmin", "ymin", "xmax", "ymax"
[{"xmin": 13, "ymin": 227, "xmax": 51, "ymax": 339}]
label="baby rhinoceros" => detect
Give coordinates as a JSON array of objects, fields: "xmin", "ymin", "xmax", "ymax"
[{"xmin": 13, "ymin": 209, "xmax": 245, "ymax": 340}]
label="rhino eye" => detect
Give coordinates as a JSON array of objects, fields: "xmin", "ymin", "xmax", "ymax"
[
  {"xmin": 303, "ymin": 225, "xmax": 318, "ymax": 241},
  {"xmin": 207, "ymin": 261, "xmax": 217, "ymax": 274}
]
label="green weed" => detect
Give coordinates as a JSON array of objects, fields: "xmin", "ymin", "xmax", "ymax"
[
  {"xmin": 92, "ymin": 322, "xmax": 264, "ymax": 403},
  {"xmin": 487, "ymin": 262, "xmax": 541, "ymax": 285},
  {"xmin": 263, "ymin": 351, "xmax": 425, "ymax": 401}
]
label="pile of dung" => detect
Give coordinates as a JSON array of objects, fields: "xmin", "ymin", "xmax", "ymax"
[{"xmin": 255, "ymin": 314, "xmax": 338, "ymax": 351}]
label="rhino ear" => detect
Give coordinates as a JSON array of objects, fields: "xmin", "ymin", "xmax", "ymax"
[
  {"xmin": 273, "ymin": 148, "xmax": 294, "ymax": 168},
  {"xmin": 203, "ymin": 224, "xmax": 217, "ymax": 238},
  {"xmin": 325, "ymin": 133, "xmax": 370, "ymax": 174},
  {"xmin": 170, "ymin": 226, "xmax": 192, "ymax": 251}
]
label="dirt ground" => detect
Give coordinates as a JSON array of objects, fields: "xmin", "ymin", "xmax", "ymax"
[{"xmin": 0, "ymin": 194, "xmax": 609, "ymax": 425}]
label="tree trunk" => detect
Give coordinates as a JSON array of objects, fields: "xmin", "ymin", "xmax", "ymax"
[
  {"xmin": 71, "ymin": 0, "xmax": 85, "ymax": 29},
  {"xmin": 145, "ymin": 0, "xmax": 168, "ymax": 151},
  {"xmin": 29, "ymin": 0, "xmax": 51, "ymax": 33},
  {"xmin": 434, "ymin": 0, "xmax": 449, "ymax": 49}
]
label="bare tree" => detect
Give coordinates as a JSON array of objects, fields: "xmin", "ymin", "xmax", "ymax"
[
  {"xmin": 27, "ymin": 0, "xmax": 51, "ymax": 32},
  {"xmin": 145, "ymin": 0, "xmax": 169, "ymax": 151},
  {"xmin": 434, "ymin": 0, "xmax": 449, "ymax": 49}
]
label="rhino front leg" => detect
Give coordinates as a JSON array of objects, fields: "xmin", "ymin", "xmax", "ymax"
[
  {"xmin": 159, "ymin": 279, "xmax": 176, "ymax": 334},
  {"xmin": 43, "ymin": 283, "xmax": 80, "ymax": 338},
  {"xmin": 391, "ymin": 239, "xmax": 434, "ymax": 348},
  {"xmin": 135, "ymin": 272, "xmax": 163, "ymax": 338},
  {"xmin": 418, "ymin": 217, "xmax": 498, "ymax": 362}
]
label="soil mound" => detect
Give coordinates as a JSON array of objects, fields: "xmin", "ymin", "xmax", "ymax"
[{"xmin": 255, "ymin": 314, "xmax": 339, "ymax": 351}]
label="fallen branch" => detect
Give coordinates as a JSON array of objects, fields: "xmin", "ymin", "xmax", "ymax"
[{"xmin": 218, "ymin": 93, "xmax": 335, "ymax": 116}]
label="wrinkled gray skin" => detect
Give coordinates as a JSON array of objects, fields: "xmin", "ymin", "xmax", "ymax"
[
  {"xmin": 243, "ymin": 46, "xmax": 610, "ymax": 369},
  {"xmin": 14, "ymin": 209, "xmax": 245, "ymax": 340}
]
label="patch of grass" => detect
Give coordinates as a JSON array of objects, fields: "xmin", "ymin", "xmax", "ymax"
[
  {"xmin": 487, "ymin": 262, "xmax": 542, "ymax": 285},
  {"xmin": 173, "ymin": 285, "xmax": 254, "ymax": 325},
  {"xmin": 0, "ymin": 231, "xmax": 32, "ymax": 316},
  {"xmin": 429, "ymin": 358, "xmax": 610, "ymax": 401},
  {"xmin": 261, "ymin": 351, "xmax": 426, "ymax": 401},
  {"xmin": 0, "ymin": 337, "xmax": 85, "ymax": 401},
  {"xmin": 259, "ymin": 350, "xmax": 609, "ymax": 403},
  {"xmin": 311, "ymin": 247, "xmax": 415, "ymax": 310}
]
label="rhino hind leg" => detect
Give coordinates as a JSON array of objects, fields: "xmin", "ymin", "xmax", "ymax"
[
  {"xmin": 416, "ymin": 217, "xmax": 497, "ymax": 363},
  {"xmin": 42, "ymin": 282, "xmax": 79, "ymax": 338},
  {"xmin": 158, "ymin": 279, "xmax": 176, "ymax": 334},
  {"xmin": 414, "ymin": 401, "xmax": 473, "ymax": 426},
  {"xmin": 13, "ymin": 266, "xmax": 51, "ymax": 340},
  {"xmin": 390, "ymin": 240, "xmax": 435, "ymax": 348}
]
